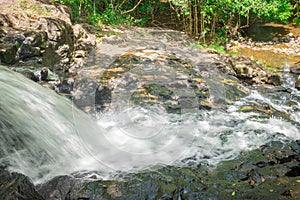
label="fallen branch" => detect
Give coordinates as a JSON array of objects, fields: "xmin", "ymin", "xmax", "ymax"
[{"xmin": 123, "ymin": 0, "xmax": 143, "ymax": 13}]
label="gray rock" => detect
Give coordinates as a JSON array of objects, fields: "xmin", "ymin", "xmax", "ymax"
[
  {"xmin": 226, "ymin": 56, "xmax": 281, "ymax": 86},
  {"xmin": 0, "ymin": 43, "xmax": 18, "ymax": 64},
  {"xmin": 0, "ymin": 169, "xmax": 44, "ymax": 200}
]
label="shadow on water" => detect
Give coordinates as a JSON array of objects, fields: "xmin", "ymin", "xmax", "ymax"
[
  {"xmin": 231, "ymin": 22, "xmax": 300, "ymax": 68},
  {"xmin": 245, "ymin": 22, "xmax": 292, "ymax": 42}
]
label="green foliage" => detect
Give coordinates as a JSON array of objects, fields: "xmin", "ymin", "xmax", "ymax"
[
  {"xmin": 53, "ymin": 0, "xmax": 135, "ymax": 26},
  {"xmin": 191, "ymin": 41, "xmax": 227, "ymax": 54},
  {"xmin": 90, "ymin": 8, "xmax": 133, "ymax": 26},
  {"xmin": 53, "ymin": 0, "xmax": 296, "ymax": 45},
  {"xmin": 168, "ymin": 0, "xmax": 293, "ymax": 43},
  {"xmin": 294, "ymin": 17, "xmax": 300, "ymax": 26}
]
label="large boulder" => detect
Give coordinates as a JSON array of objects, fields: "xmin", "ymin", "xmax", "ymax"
[
  {"xmin": 290, "ymin": 62, "xmax": 300, "ymax": 74},
  {"xmin": 0, "ymin": 0, "xmax": 96, "ymax": 66},
  {"xmin": 225, "ymin": 56, "xmax": 281, "ymax": 86},
  {"xmin": 0, "ymin": 0, "xmax": 96, "ymax": 94},
  {"xmin": 73, "ymin": 49, "xmax": 250, "ymax": 113}
]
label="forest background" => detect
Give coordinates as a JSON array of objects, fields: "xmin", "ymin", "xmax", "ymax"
[{"xmin": 54, "ymin": 0, "xmax": 300, "ymax": 44}]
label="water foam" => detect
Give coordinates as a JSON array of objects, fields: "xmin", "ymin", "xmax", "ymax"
[{"xmin": 1, "ymin": 65, "xmax": 300, "ymax": 184}]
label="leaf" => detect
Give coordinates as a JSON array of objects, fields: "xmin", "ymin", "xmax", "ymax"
[
  {"xmin": 232, "ymin": 191, "xmax": 236, "ymax": 196},
  {"xmin": 296, "ymin": 180, "xmax": 300, "ymax": 183}
]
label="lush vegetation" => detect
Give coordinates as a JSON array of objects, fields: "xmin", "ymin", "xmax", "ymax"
[{"xmin": 54, "ymin": 0, "xmax": 298, "ymax": 43}]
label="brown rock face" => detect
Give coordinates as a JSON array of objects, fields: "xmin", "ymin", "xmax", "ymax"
[
  {"xmin": 290, "ymin": 62, "xmax": 300, "ymax": 74},
  {"xmin": 226, "ymin": 56, "xmax": 281, "ymax": 86},
  {"xmin": 0, "ymin": 0, "xmax": 95, "ymax": 70}
]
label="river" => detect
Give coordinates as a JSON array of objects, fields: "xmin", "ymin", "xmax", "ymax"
[{"xmin": 1, "ymin": 27, "xmax": 300, "ymax": 185}]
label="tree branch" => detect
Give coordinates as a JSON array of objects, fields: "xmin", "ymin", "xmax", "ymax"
[{"xmin": 123, "ymin": 0, "xmax": 143, "ymax": 13}]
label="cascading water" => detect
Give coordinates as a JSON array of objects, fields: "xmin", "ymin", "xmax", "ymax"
[
  {"xmin": 0, "ymin": 65, "xmax": 104, "ymax": 183},
  {"xmin": 1, "ymin": 62, "xmax": 300, "ymax": 185}
]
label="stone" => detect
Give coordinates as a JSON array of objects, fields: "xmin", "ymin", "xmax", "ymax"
[
  {"xmin": 226, "ymin": 56, "xmax": 281, "ymax": 86},
  {"xmin": 295, "ymin": 75, "xmax": 300, "ymax": 90},
  {"xmin": 17, "ymin": 42, "xmax": 41, "ymax": 60},
  {"xmin": 290, "ymin": 62, "xmax": 300, "ymax": 74},
  {"xmin": 73, "ymin": 23, "xmax": 96, "ymax": 51},
  {"xmin": 37, "ymin": 175, "xmax": 97, "ymax": 200},
  {"xmin": 3, "ymin": 30, "xmax": 25, "ymax": 45},
  {"xmin": 0, "ymin": 169, "xmax": 44, "ymax": 200},
  {"xmin": 0, "ymin": 43, "xmax": 17, "ymax": 64}
]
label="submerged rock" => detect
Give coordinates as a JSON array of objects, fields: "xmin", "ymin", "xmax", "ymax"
[
  {"xmin": 1, "ymin": 140, "xmax": 299, "ymax": 199},
  {"xmin": 34, "ymin": 140, "xmax": 300, "ymax": 200}
]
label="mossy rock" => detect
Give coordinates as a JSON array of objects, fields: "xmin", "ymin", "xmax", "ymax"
[{"xmin": 0, "ymin": 43, "xmax": 18, "ymax": 64}]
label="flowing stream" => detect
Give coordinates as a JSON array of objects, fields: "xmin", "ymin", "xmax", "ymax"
[{"xmin": 1, "ymin": 59, "xmax": 300, "ymax": 184}]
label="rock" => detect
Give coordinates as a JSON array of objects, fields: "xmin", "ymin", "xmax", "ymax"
[
  {"xmin": 72, "ymin": 78, "xmax": 101, "ymax": 108},
  {"xmin": 34, "ymin": 17, "xmax": 75, "ymax": 66},
  {"xmin": 37, "ymin": 175, "xmax": 101, "ymax": 200},
  {"xmin": 52, "ymin": 140, "xmax": 300, "ymax": 200},
  {"xmin": 290, "ymin": 62, "xmax": 300, "ymax": 74},
  {"xmin": 0, "ymin": 1, "xmax": 96, "ymax": 93},
  {"xmin": 272, "ymin": 37, "xmax": 279, "ymax": 42},
  {"xmin": 73, "ymin": 48, "xmax": 250, "ymax": 113},
  {"xmin": 73, "ymin": 23, "xmax": 96, "ymax": 51},
  {"xmin": 288, "ymin": 32, "xmax": 294, "ymax": 38},
  {"xmin": 3, "ymin": 139, "xmax": 299, "ymax": 200},
  {"xmin": 0, "ymin": 43, "xmax": 18, "ymax": 64},
  {"xmin": 295, "ymin": 75, "xmax": 300, "ymax": 90},
  {"xmin": 37, "ymin": 175, "xmax": 77, "ymax": 200},
  {"xmin": 33, "ymin": 67, "xmax": 48, "ymax": 81},
  {"xmin": 16, "ymin": 40, "xmax": 41, "ymax": 60},
  {"xmin": 35, "ymin": 17, "xmax": 74, "ymax": 48},
  {"xmin": 0, "ymin": 169, "xmax": 44, "ymax": 200},
  {"xmin": 56, "ymin": 78, "xmax": 74, "ymax": 94},
  {"xmin": 226, "ymin": 56, "xmax": 281, "ymax": 86}
]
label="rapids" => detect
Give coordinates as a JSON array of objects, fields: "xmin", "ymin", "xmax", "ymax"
[{"xmin": 1, "ymin": 63, "xmax": 300, "ymax": 184}]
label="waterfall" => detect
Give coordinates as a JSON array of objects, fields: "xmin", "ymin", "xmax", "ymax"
[{"xmin": 1, "ymin": 65, "xmax": 300, "ymax": 184}]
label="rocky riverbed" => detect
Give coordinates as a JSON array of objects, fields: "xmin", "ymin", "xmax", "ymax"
[
  {"xmin": 1, "ymin": 1, "xmax": 300, "ymax": 200},
  {"xmin": 1, "ymin": 139, "xmax": 300, "ymax": 199}
]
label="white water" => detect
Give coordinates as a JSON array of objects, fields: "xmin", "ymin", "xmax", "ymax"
[{"xmin": 1, "ymin": 65, "xmax": 300, "ymax": 184}]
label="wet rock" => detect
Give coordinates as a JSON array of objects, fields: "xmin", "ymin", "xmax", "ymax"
[
  {"xmin": 56, "ymin": 77, "xmax": 74, "ymax": 94},
  {"xmin": 290, "ymin": 62, "xmax": 300, "ymax": 74},
  {"xmin": 0, "ymin": 43, "xmax": 18, "ymax": 64},
  {"xmin": 53, "ymin": 140, "xmax": 299, "ymax": 199},
  {"xmin": 72, "ymin": 78, "xmax": 101, "ymax": 108},
  {"xmin": 85, "ymin": 141, "xmax": 300, "ymax": 199},
  {"xmin": 0, "ymin": 169, "xmax": 44, "ymax": 200},
  {"xmin": 3, "ymin": 29, "xmax": 25, "ymax": 45},
  {"xmin": 295, "ymin": 76, "xmax": 300, "ymax": 90},
  {"xmin": 76, "ymin": 47, "xmax": 250, "ymax": 113},
  {"xmin": 37, "ymin": 175, "xmax": 79, "ymax": 200},
  {"xmin": 16, "ymin": 39, "xmax": 41, "ymax": 60},
  {"xmin": 37, "ymin": 175, "xmax": 107, "ymax": 200},
  {"xmin": 4, "ymin": 139, "xmax": 300, "ymax": 200},
  {"xmin": 226, "ymin": 56, "xmax": 281, "ymax": 86}
]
